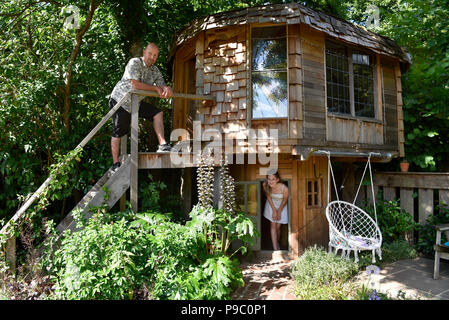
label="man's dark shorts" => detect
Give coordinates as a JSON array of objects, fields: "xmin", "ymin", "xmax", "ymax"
[{"xmin": 110, "ymin": 98, "xmax": 162, "ymax": 138}]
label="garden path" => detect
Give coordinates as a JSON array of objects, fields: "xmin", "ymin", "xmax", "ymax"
[{"xmin": 231, "ymin": 251, "xmax": 297, "ymax": 300}]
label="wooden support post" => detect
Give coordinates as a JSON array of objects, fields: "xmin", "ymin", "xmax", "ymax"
[
  {"xmin": 130, "ymin": 95, "xmax": 139, "ymax": 212},
  {"xmin": 418, "ymin": 188, "xmax": 433, "ymax": 224},
  {"xmin": 400, "ymin": 188, "xmax": 415, "ymax": 244},
  {"xmin": 383, "ymin": 187, "xmax": 396, "ymax": 202},
  {"xmin": 5, "ymin": 236, "xmax": 16, "ymax": 272},
  {"xmin": 181, "ymin": 168, "xmax": 192, "ymax": 218},
  {"xmin": 119, "ymin": 134, "xmax": 128, "ymax": 211},
  {"xmin": 439, "ymin": 190, "xmax": 449, "ymax": 209}
]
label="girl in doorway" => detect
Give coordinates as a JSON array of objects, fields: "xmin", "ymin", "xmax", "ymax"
[{"xmin": 263, "ymin": 171, "xmax": 289, "ymax": 250}]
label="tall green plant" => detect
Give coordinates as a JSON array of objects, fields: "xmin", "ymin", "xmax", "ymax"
[
  {"xmin": 190, "ymin": 152, "xmax": 258, "ymax": 257},
  {"xmin": 362, "ymin": 198, "xmax": 416, "ymax": 243}
]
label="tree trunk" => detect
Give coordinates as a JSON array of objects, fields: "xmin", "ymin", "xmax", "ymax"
[{"xmin": 63, "ymin": 0, "xmax": 102, "ymax": 134}]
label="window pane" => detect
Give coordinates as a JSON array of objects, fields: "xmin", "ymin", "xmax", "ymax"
[
  {"xmin": 251, "ymin": 26, "xmax": 287, "ymax": 119},
  {"xmin": 325, "ymin": 41, "xmax": 350, "ymax": 115},
  {"xmin": 252, "ymin": 39, "xmax": 287, "ymax": 70},
  {"xmin": 353, "ymin": 51, "xmax": 374, "ymax": 118},
  {"xmin": 252, "ymin": 71, "xmax": 288, "ymax": 118}
]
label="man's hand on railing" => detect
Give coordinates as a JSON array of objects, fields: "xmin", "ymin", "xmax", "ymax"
[{"xmin": 157, "ymin": 85, "xmax": 173, "ymax": 99}]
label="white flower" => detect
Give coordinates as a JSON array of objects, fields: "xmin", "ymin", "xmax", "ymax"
[{"xmin": 366, "ymin": 264, "xmax": 381, "ymax": 275}]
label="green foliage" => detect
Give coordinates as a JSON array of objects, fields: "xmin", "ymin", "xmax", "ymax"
[
  {"xmin": 415, "ymin": 205, "xmax": 449, "ymax": 257},
  {"xmin": 347, "ymin": 0, "xmax": 449, "ymax": 171},
  {"xmin": 362, "ymin": 198, "xmax": 416, "ymax": 243},
  {"xmin": 138, "ymin": 173, "xmax": 167, "ymax": 212},
  {"xmin": 41, "ymin": 206, "xmax": 248, "ymax": 300},
  {"xmin": 0, "ymin": 1, "xmax": 124, "ymax": 222},
  {"xmin": 291, "ymin": 246, "xmax": 360, "ymax": 300}
]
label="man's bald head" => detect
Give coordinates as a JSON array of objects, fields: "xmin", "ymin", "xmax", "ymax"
[{"xmin": 145, "ymin": 42, "xmax": 159, "ymax": 51}]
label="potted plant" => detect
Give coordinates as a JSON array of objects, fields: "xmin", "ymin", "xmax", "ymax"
[{"xmin": 400, "ymin": 158, "xmax": 410, "ymax": 172}]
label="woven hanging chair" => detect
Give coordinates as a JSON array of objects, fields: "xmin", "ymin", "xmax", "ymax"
[{"xmin": 324, "ymin": 152, "xmax": 383, "ymax": 263}]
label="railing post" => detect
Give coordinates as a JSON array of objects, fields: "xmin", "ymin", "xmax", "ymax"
[
  {"xmin": 119, "ymin": 134, "xmax": 127, "ymax": 211},
  {"xmin": 5, "ymin": 236, "xmax": 16, "ymax": 272},
  {"xmin": 130, "ymin": 93, "xmax": 139, "ymax": 212}
]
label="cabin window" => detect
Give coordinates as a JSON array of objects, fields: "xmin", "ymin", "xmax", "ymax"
[
  {"xmin": 325, "ymin": 40, "xmax": 375, "ymax": 118},
  {"xmin": 352, "ymin": 52, "xmax": 375, "ymax": 117},
  {"xmin": 251, "ymin": 25, "xmax": 288, "ymax": 119},
  {"xmin": 306, "ymin": 179, "xmax": 321, "ymax": 208}
]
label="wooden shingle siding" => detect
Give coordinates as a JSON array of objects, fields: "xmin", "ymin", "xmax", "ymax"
[
  {"xmin": 301, "ymin": 25, "xmax": 326, "ymax": 141},
  {"xmin": 200, "ymin": 26, "xmax": 248, "ymax": 134}
]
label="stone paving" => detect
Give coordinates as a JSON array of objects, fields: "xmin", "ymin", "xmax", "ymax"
[
  {"xmin": 231, "ymin": 251, "xmax": 296, "ymax": 300},
  {"xmin": 232, "ymin": 251, "xmax": 449, "ymax": 300},
  {"xmin": 353, "ymin": 257, "xmax": 449, "ymax": 300}
]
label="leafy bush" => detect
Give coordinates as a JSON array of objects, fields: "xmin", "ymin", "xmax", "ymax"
[
  {"xmin": 41, "ymin": 206, "xmax": 249, "ymax": 300},
  {"xmin": 291, "ymin": 246, "xmax": 359, "ymax": 300},
  {"xmin": 362, "ymin": 199, "xmax": 416, "ymax": 243},
  {"xmin": 415, "ymin": 205, "xmax": 449, "ymax": 257}
]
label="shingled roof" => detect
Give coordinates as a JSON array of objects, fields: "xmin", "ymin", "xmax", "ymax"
[{"xmin": 170, "ymin": 2, "xmax": 412, "ymax": 70}]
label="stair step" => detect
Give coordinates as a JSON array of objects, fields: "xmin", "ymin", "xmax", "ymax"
[{"xmin": 56, "ymin": 155, "xmax": 131, "ymax": 234}]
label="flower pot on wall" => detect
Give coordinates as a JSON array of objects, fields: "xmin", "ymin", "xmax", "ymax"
[{"xmin": 400, "ymin": 161, "xmax": 410, "ymax": 172}]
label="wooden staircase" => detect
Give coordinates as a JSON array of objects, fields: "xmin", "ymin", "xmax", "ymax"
[{"xmin": 56, "ymin": 154, "xmax": 131, "ymax": 234}]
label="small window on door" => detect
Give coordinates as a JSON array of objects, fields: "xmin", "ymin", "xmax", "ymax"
[{"xmin": 306, "ymin": 179, "xmax": 322, "ymax": 208}]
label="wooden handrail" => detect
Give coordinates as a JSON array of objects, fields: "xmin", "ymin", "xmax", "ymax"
[
  {"xmin": 0, "ymin": 90, "xmax": 214, "ymax": 237},
  {"xmin": 129, "ymin": 89, "xmax": 216, "ymax": 102}
]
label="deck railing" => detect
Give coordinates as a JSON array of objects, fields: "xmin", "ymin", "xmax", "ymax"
[{"xmin": 358, "ymin": 172, "xmax": 449, "ymax": 243}]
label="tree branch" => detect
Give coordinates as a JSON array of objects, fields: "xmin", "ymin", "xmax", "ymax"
[{"xmin": 62, "ymin": 0, "xmax": 103, "ymax": 134}]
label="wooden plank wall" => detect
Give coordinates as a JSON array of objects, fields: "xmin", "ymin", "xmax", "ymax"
[
  {"xmin": 394, "ymin": 62, "xmax": 405, "ymax": 157},
  {"xmin": 301, "ymin": 25, "xmax": 327, "ymax": 141},
  {"xmin": 288, "ymin": 23, "xmax": 303, "ymax": 139},
  {"xmin": 381, "ymin": 59, "xmax": 399, "ymax": 148},
  {"xmin": 327, "ymin": 117, "xmax": 383, "ymax": 144},
  {"xmin": 172, "ymin": 39, "xmax": 196, "ymax": 138}
]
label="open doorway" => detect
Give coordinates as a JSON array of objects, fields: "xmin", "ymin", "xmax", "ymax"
[{"xmin": 260, "ymin": 180, "xmax": 290, "ymax": 251}]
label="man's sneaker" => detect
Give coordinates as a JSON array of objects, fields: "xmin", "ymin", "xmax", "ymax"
[
  {"xmin": 156, "ymin": 143, "xmax": 174, "ymax": 153},
  {"xmin": 111, "ymin": 161, "xmax": 121, "ymax": 173}
]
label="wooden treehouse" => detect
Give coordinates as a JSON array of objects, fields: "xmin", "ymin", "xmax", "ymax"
[
  {"xmin": 1, "ymin": 3, "xmax": 412, "ymax": 269},
  {"xmin": 169, "ymin": 2, "xmax": 411, "ymax": 257}
]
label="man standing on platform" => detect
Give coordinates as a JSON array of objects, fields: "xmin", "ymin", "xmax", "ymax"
[{"xmin": 109, "ymin": 42, "xmax": 174, "ymax": 171}]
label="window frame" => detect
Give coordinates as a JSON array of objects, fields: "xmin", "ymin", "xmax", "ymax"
[
  {"xmin": 325, "ymin": 39, "xmax": 379, "ymax": 121},
  {"xmin": 306, "ymin": 178, "xmax": 322, "ymax": 209},
  {"xmin": 249, "ymin": 24, "xmax": 289, "ymax": 120}
]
